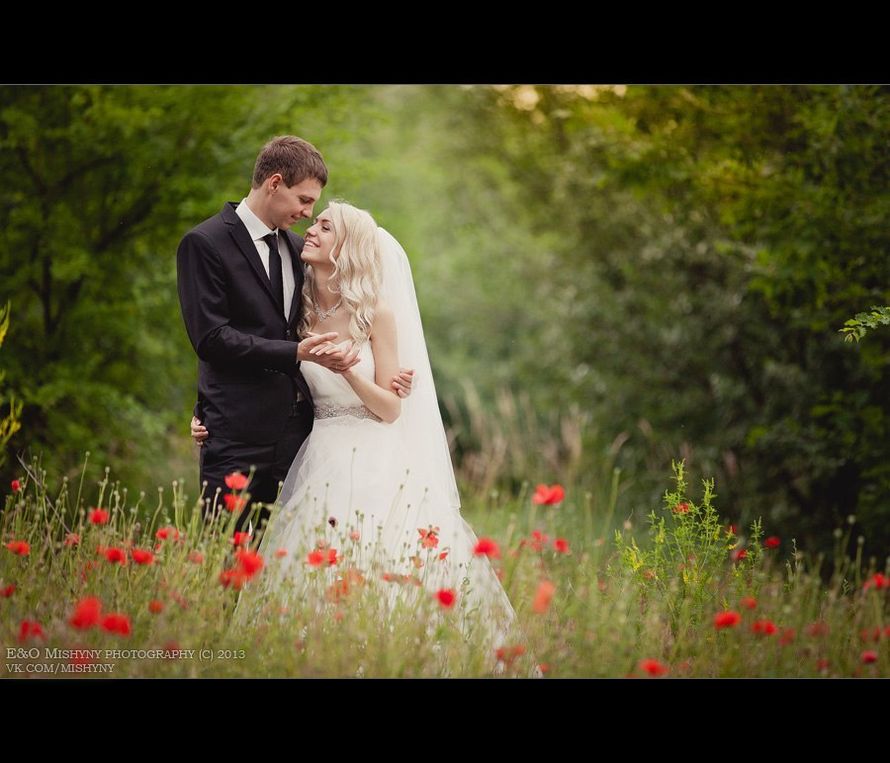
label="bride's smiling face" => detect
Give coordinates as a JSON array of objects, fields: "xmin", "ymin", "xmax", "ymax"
[{"xmin": 302, "ymin": 210, "xmax": 340, "ymax": 265}]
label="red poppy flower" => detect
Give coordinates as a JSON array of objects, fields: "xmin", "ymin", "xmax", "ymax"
[
  {"xmin": 89, "ymin": 508, "xmax": 109, "ymax": 525},
  {"xmin": 533, "ymin": 580, "xmax": 556, "ymax": 614},
  {"xmin": 326, "ymin": 548, "xmax": 339, "ymax": 566},
  {"xmin": 156, "ymin": 526, "xmax": 180, "ymax": 541},
  {"xmin": 532, "ymin": 484, "xmax": 565, "ymax": 506},
  {"xmin": 101, "ymin": 613, "xmax": 131, "ymax": 636},
  {"xmin": 495, "ymin": 644, "xmax": 526, "ymax": 665},
  {"xmin": 236, "ymin": 549, "xmax": 264, "ymax": 578},
  {"xmin": 223, "ymin": 494, "xmax": 247, "ymax": 513},
  {"xmin": 148, "ymin": 600, "xmax": 164, "ymax": 614},
  {"xmin": 64, "ymin": 533, "xmax": 80, "ymax": 547},
  {"xmin": 740, "ymin": 596, "xmax": 757, "ymax": 610},
  {"xmin": 862, "ymin": 650, "xmax": 878, "ymax": 664},
  {"xmin": 751, "ymin": 619, "xmax": 777, "ymax": 636},
  {"xmin": 728, "ymin": 524, "xmax": 738, "ymax": 535},
  {"xmin": 188, "ymin": 550, "xmax": 204, "ymax": 564},
  {"xmin": 673, "ymin": 502, "xmax": 690, "ymax": 514},
  {"xmin": 864, "ymin": 573, "xmax": 890, "ymax": 590},
  {"xmin": 1, "ymin": 584, "xmax": 15, "ymax": 598},
  {"xmin": 307, "ymin": 550, "xmax": 325, "ymax": 567},
  {"xmin": 779, "ymin": 627, "xmax": 796, "ymax": 645},
  {"xmin": 639, "ymin": 658, "xmax": 668, "ymax": 676},
  {"xmin": 4, "ymin": 540, "xmax": 29, "ymax": 556},
  {"xmin": 554, "ymin": 538, "xmax": 570, "ymax": 554},
  {"xmin": 528, "ymin": 529, "xmax": 550, "ymax": 552},
  {"xmin": 225, "ymin": 472, "xmax": 249, "ymax": 491},
  {"xmin": 11, "ymin": 479, "xmax": 21, "ymax": 492},
  {"xmin": 438, "ymin": 550, "xmax": 449, "ymax": 561},
  {"xmin": 18, "ymin": 620, "xmax": 45, "ymax": 643},
  {"xmin": 219, "ymin": 568, "xmax": 247, "ymax": 589},
  {"xmin": 474, "ymin": 538, "xmax": 501, "ymax": 559},
  {"xmin": 764, "ymin": 536, "xmax": 780, "ymax": 549},
  {"xmin": 69, "ymin": 597, "xmax": 102, "ymax": 630},
  {"xmin": 418, "ymin": 527, "xmax": 440, "ymax": 549},
  {"xmin": 103, "ymin": 547, "xmax": 127, "ymax": 565},
  {"xmin": 436, "ymin": 588, "xmax": 457, "ymax": 609},
  {"xmin": 714, "ymin": 611, "xmax": 741, "ymax": 629},
  {"xmin": 231, "ymin": 532, "xmax": 251, "ymax": 547},
  {"xmin": 816, "ymin": 658, "xmax": 830, "ymax": 671},
  {"xmin": 275, "ymin": 548, "xmax": 288, "ymax": 558},
  {"xmin": 349, "ymin": 531, "xmax": 361, "ymax": 542},
  {"xmin": 731, "ymin": 548, "xmax": 748, "ymax": 562},
  {"xmin": 131, "ymin": 548, "xmax": 155, "ymax": 565}
]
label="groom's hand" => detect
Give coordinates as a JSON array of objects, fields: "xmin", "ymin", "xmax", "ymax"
[
  {"xmin": 391, "ymin": 368, "xmax": 415, "ymax": 398},
  {"xmin": 190, "ymin": 416, "xmax": 209, "ymax": 447},
  {"xmin": 298, "ymin": 332, "xmax": 362, "ymax": 374}
]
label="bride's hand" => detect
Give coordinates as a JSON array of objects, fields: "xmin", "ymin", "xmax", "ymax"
[
  {"xmin": 297, "ymin": 331, "xmax": 339, "ymax": 363},
  {"xmin": 190, "ymin": 416, "xmax": 209, "ymax": 447},
  {"xmin": 328, "ymin": 342, "xmax": 362, "ymax": 376},
  {"xmin": 302, "ymin": 332, "xmax": 362, "ymax": 374}
]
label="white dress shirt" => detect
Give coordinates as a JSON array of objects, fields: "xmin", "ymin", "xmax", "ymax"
[{"xmin": 236, "ymin": 199, "xmax": 295, "ymax": 320}]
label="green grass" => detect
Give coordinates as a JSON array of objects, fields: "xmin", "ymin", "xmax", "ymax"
[{"xmin": 2, "ymin": 455, "xmax": 888, "ymax": 678}]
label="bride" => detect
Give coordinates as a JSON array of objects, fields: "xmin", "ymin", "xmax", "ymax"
[{"xmin": 207, "ymin": 201, "xmax": 516, "ymax": 650}]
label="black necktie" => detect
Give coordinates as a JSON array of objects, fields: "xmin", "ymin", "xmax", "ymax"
[{"xmin": 263, "ymin": 232, "xmax": 284, "ymax": 315}]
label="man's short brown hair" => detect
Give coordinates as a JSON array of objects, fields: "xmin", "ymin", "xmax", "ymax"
[{"xmin": 252, "ymin": 136, "xmax": 328, "ymax": 189}]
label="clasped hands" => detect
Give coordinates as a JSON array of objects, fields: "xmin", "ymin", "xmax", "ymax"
[
  {"xmin": 190, "ymin": 333, "xmax": 414, "ymax": 448},
  {"xmin": 298, "ymin": 331, "xmax": 414, "ymax": 397}
]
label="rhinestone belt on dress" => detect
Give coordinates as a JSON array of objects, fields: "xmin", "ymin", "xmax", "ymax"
[{"xmin": 314, "ymin": 404, "xmax": 383, "ymax": 422}]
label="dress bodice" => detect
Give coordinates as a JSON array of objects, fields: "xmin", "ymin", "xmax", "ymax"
[{"xmin": 301, "ymin": 339, "xmax": 375, "ymax": 410}]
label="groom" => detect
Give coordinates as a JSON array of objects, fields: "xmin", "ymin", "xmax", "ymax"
[{"xmin": 177, "ymin": 135, "xmax": 412, "ymax": 542}]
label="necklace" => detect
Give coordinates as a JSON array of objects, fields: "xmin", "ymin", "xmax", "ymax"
[{"xmin": 315, "ymin": 299, "xmax": 342, "ymax": 321}]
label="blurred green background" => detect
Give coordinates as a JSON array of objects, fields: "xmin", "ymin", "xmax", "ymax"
[{"xmin": 1, "ymin": 85, "xmax": 887, "ymax": 557}]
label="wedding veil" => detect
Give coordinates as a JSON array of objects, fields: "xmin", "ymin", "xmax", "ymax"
[{"xmin": 377, "ymin": 227, "xmax": 462, "ymax": 515}]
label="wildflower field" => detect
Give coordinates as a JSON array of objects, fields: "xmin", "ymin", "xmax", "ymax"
[{"xmin": 2, "ymin": 456, "xmax": 887, "ymax": 679}]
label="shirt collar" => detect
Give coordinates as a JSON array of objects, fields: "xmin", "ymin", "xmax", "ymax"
[{"xmin": 236, "ymin": 198, "xmax": 277, "ymax": 242}]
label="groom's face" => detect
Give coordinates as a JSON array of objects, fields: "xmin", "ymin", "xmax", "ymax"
[{"xmin": 268, "ymin": 176, "xmax": 323, "ymax": 231}]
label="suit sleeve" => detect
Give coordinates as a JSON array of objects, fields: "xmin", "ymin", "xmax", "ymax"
[{"xmin": 177, "ymin": 230, "xmax": 299, "ymax": 372}]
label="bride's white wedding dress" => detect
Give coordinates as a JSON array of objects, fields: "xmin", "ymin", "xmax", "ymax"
[{"xmin": 243, "ymin": 229, "xmax": 516, "ymax": 654}]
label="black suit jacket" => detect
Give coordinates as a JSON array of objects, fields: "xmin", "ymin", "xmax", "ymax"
[{"xmin": 177, "ymin": 202, "xmax": 312, "ymax": 443}]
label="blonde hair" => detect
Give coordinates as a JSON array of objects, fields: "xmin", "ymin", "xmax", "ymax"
[{"xmin": 299, "ymin": 200, "xmax": 381, "ymax": 346}]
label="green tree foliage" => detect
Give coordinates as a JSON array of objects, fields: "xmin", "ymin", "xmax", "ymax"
[
  {"xmin": 2, "ymin": 85, "xmax": 887, "ymax": 560},
  {"xmin": 394, "ymin": 85, "xmax": 889, "ymax": 556},
  {"xmin": 0, "ymin": 302, "xmax": 22, "ymax": 467},
  {"xmin": 607, "ymin": 86, "xmax": 890, "ymax": 557},
  {"xmin": 0, "ymin": 85, "xmax": 375, "ymax": 488},
  {"xmin": 840, "ymin": 305, "xmax": 890, "ymax": 342}
]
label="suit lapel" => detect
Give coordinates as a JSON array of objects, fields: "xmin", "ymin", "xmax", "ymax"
[
  {"xmin": 221, "ymin": 202, "xmax": 281, "ymax": 314},
  {"xmin": 283, "ymin": 229, "xmax": 304, "ymax": 328}
]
